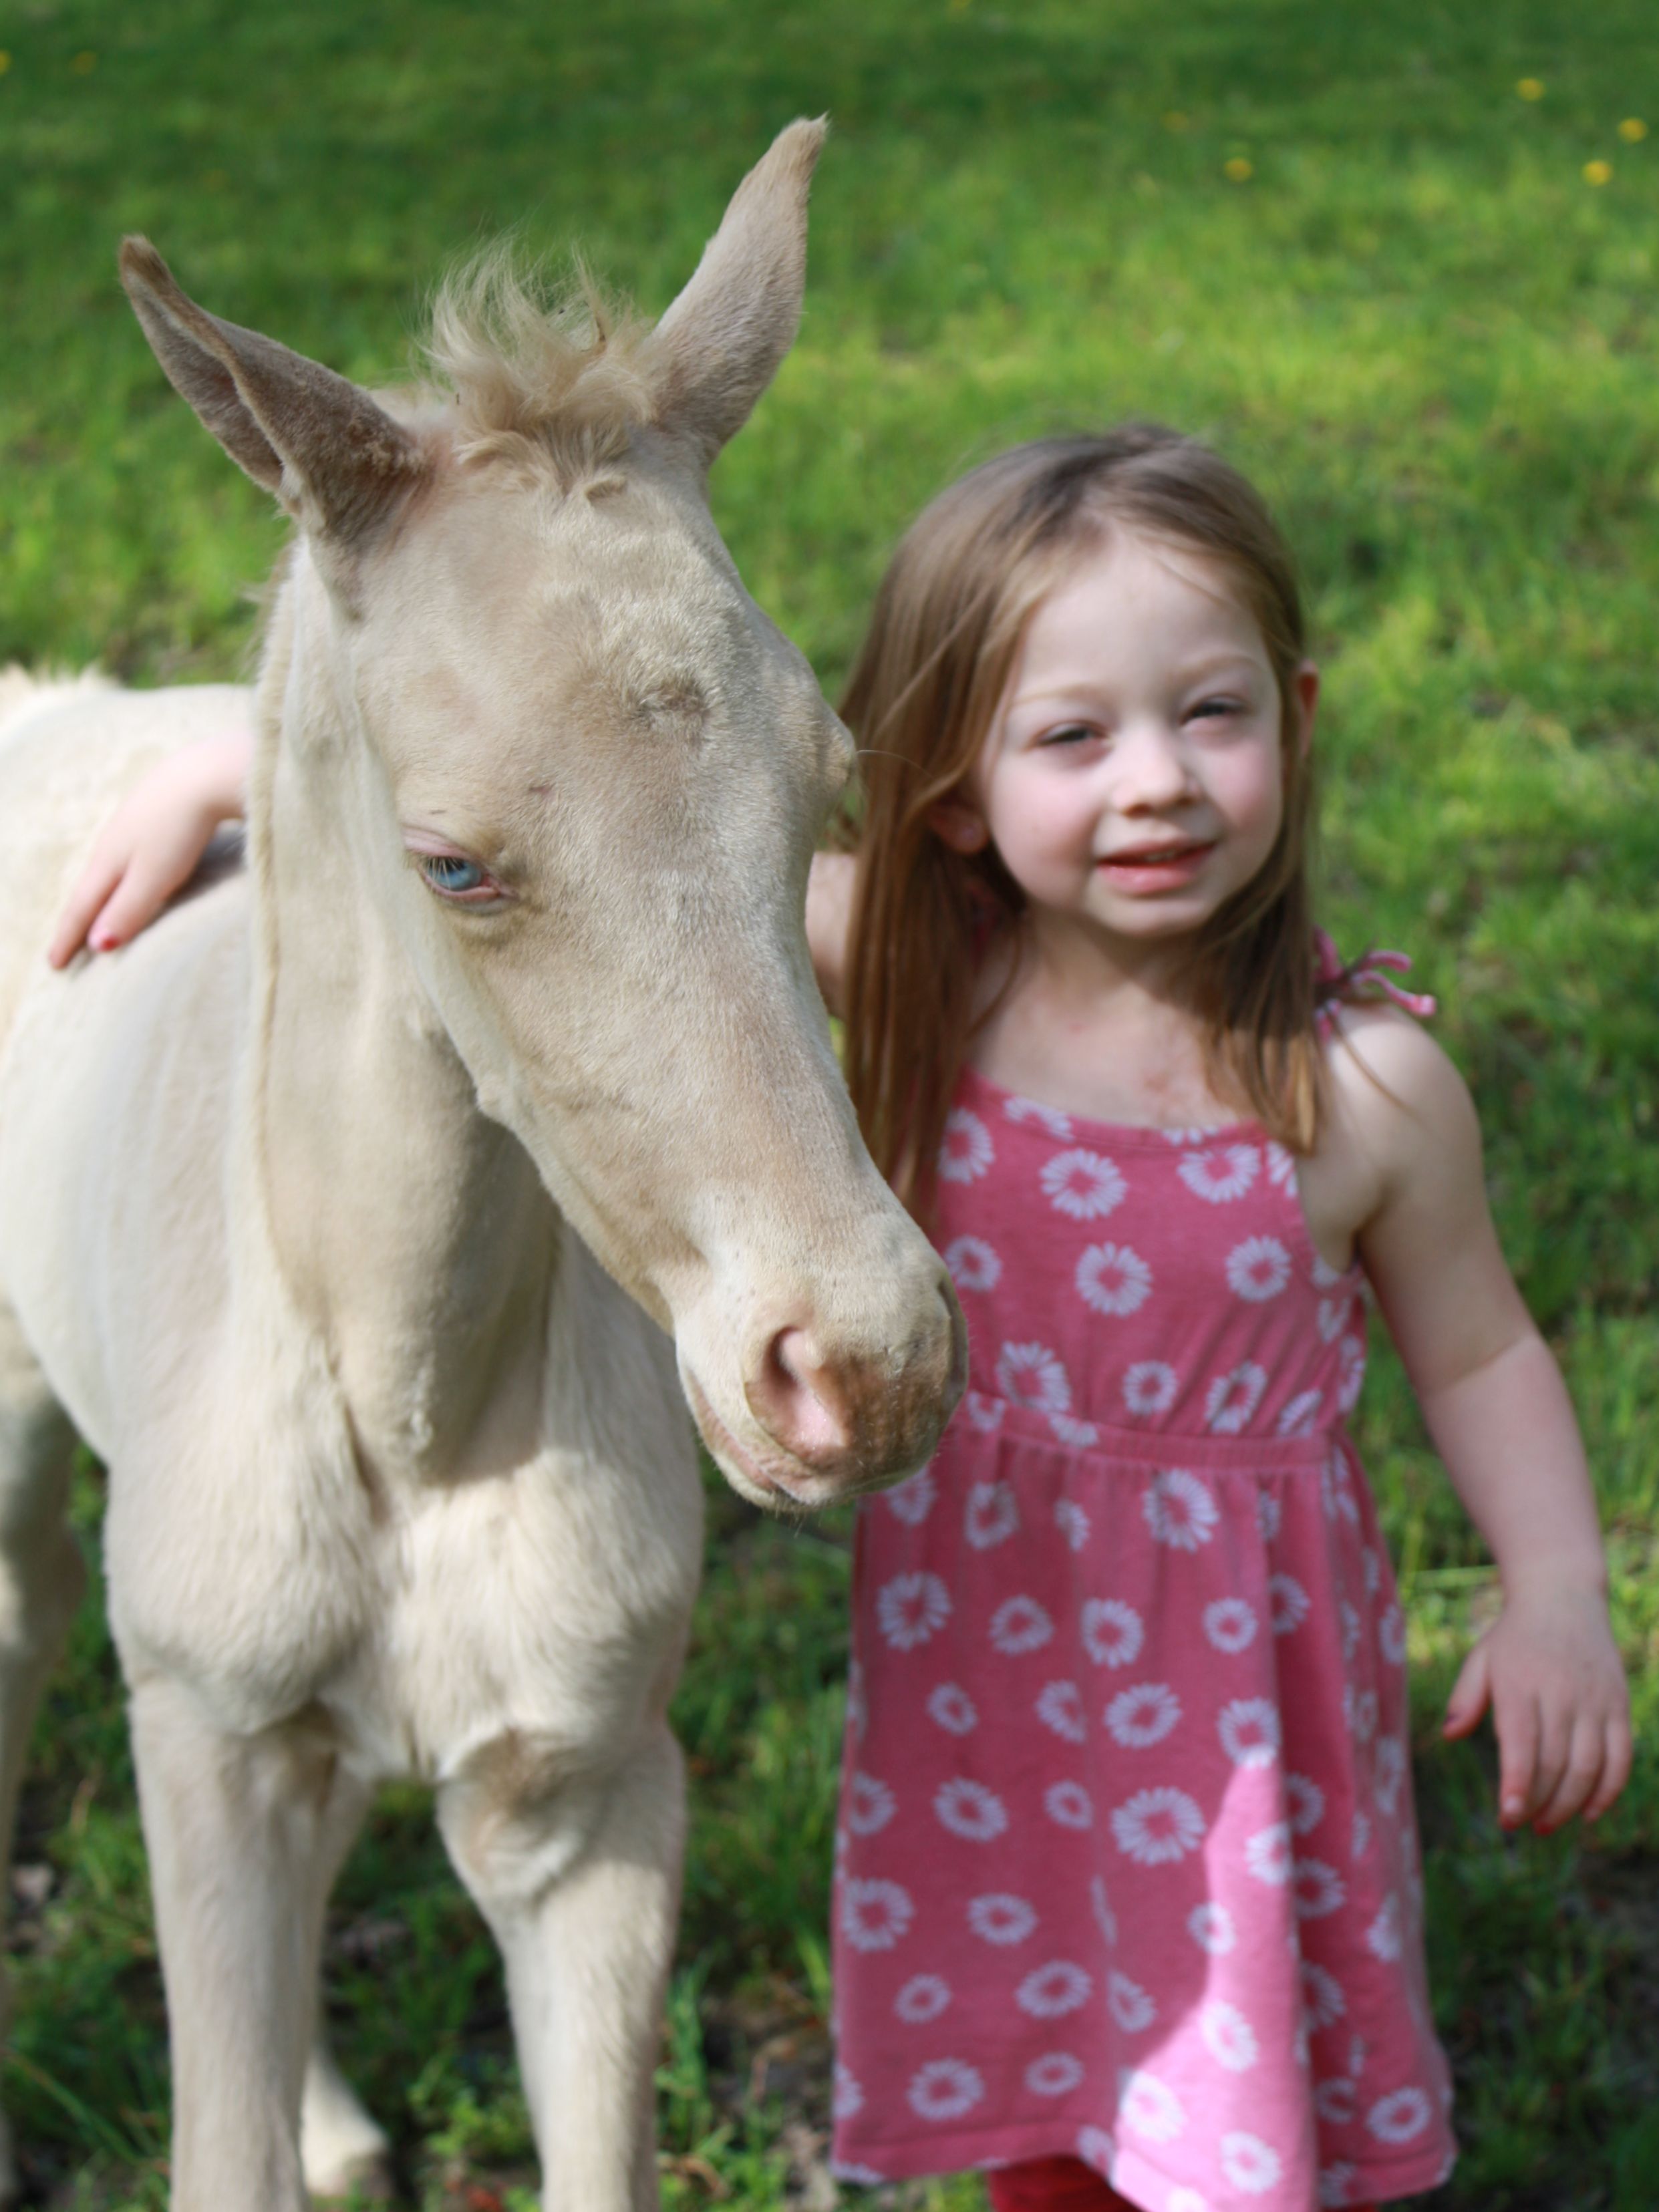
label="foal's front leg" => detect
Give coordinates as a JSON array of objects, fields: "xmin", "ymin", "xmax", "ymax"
[
  {"xmin": 438, "ymin": 1724, "xmax": 685, "ymax": 2212},
  {"xmin": 130, "ymin": 1679, "xmax": 359, "ymax": 2212}
]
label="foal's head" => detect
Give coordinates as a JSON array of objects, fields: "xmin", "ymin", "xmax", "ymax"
[{"xmin": 120, "ymin": 123, "xmax": 964, "ymax": 1508}]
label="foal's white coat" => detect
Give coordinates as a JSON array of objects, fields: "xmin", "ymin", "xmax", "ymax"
[{"xmin": 0, "ymin": 124, "xmax": 962, "ymax": 2209}]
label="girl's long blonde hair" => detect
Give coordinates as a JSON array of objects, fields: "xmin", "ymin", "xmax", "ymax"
[{"xmin": 839, "ymin": 427, "xmax": 1318, "ymax": 1220}]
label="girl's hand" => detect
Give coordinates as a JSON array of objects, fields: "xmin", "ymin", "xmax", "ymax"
[
  {"xmin": 47, "ymin": 727, "xmax": 254, "ymax": 967},
  {"xmin": 1443, "ymin": 1583, "xmax": 1632, "ymax": 1832}
]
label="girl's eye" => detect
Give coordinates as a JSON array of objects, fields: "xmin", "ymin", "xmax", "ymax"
[
  {"xmin": 417, "ymin": 853, "xmax": 497, "ymax": 901},
  {"xmin": 1039, "ymin": 723, "xmax": 1097, "ymax": 748},
  {"xmin": 1189, "ymin": 697, "xmax": 1242, "ymax": 722}
]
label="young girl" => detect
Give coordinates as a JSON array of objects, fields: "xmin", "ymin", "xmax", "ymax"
[{"xmin": 53, "ymin": 430, "xmax": 1632, "ymax": 2212}]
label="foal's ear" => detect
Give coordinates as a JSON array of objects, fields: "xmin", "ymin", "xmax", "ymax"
[
  {"xmin": 120, "ymin": 238, "xmax": 426, "ymax": 546},
  {"xmin": 649, "ymin": 117, "xmax": 826, "ymax": 467}
]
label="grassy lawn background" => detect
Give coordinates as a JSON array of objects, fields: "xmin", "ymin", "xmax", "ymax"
[{"xmin": 3, "ymin": 1, "xmax": 1656, "ymax": 2205}]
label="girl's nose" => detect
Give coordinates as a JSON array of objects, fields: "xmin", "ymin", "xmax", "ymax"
[{"xmin": 1112, "ymin": 721, "xmax": 1197, "ymax": 810}]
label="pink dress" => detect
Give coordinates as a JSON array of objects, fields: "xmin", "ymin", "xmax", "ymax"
[{"xmin": 831, "ymin": 1053, "xmax": 1457, "ymax": 2211}]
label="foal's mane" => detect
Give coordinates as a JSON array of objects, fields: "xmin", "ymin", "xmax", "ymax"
[{"xmin": 418, "ymin": 247, "xmax": 658, "ymax": 485}]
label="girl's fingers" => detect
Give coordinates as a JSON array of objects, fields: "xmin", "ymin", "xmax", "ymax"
[
  {"xmin": 1495, "ymin": 1688, "xmax": 1541, "ymax": 1827},
  {"xmin": 1585, "ymin": 1714, "xmax": 1634, "ymax": 1824},
  {"xmin": 1523, "ymin": 1698, "xmax": 1571, "ymax": 1829},
  {"xmin": 92, "ymin": 854, "xmax": 188, "ymax": 949},
  {"xmin": 1442, "ymin": 1641, "xmax": 1491, "ymax": 1740},
  {"xmin": 47, "ymin": 852, "xmax": 127, "ymax": 967},
  {"xmin": 1533, "ymin": 1712, "xmax": 1605, "ymax": 1833}
]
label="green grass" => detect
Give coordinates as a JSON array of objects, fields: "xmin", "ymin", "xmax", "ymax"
[{"xmin": 3, "ymin": 0, "xmax": 1658, "ymax": 2204}]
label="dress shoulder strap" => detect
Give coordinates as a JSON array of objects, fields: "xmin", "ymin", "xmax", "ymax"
[{"xmin": 1314, "ymin": 927, "xmax": 1436, "ymax": 1034}]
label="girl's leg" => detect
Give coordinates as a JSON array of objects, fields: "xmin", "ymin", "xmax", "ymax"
[{"xmin": 984, "ymin": 2157, "xmax": 1134, "ymax": 2211}]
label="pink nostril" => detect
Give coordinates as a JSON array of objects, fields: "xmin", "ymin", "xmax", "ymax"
[{"xmin": 749, "ymin": 1327, "xmax": 853, "ymax": 1462}]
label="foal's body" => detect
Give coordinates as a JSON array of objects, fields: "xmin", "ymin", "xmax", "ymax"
[{"xmin": 0, "ymin": 125, "xmax": 961, "ymax": 2210}]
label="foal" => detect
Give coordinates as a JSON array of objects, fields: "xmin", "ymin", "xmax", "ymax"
[{"xmin": 0, "ymin": 122, "xmax": 962, "ymax": 2209}]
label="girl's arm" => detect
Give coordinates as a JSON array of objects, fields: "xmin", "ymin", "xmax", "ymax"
[
  {"xmin": 47, "ymin": 724, "xmax": 255, "ymax": 967},
  {"xmin": 1330, "ymin": 1009, "xmax": 1632, "ymax": 1833},
  {"xmin": 805, "ymin": 849, "xmax": 856, "ymax": 1018}
]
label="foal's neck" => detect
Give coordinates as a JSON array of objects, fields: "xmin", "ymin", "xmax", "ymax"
[{"xmin": 243, "ymin": 565, "xmax": 559, "ymax": 1486}]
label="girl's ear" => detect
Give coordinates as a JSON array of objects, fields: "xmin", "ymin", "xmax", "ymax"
[
  {"xmin": 927, "ymin": 798, "xmax": 990, "ymax": 854},
  {"xmin": 1292, "ymin": 661, "xmax": 1320, "ymax": 760}
]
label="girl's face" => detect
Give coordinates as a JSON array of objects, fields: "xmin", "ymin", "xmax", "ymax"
[{"xmin": 945, "ymin": 529, "xmax": 1314, "ymax": 955}]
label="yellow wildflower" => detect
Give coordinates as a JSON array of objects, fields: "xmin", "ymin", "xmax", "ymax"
[
  {"xmin": 1618, "ymin": 118, "xmax": 1647, "ymax": 142},
  {"xmin": 1516, "ymin": 78, "xmax": 1544, "ymax": 101},
  {"xmin": 1223, "ymin": 156, "xmax": 1252, "ymax": 183},
  {"xmin": 1583, "ymin": 159, "xmax": 1612, "ymax": 186},
  {"xmin": 0, "ymin": 51, "xmax": 11, "ymax": 74},
  {"xmin": 71, "ymin": 49, "xmax": 96, "ymax": 73}
]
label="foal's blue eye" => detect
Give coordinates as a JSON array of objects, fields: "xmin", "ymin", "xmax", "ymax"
[{"xmin": 420, "ymin": 854, "xmax": 486, "ymax": 896}]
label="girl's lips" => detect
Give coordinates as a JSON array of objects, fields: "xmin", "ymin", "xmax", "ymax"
[{"xmin": 1096, "ymin": 840, "xmax": 1215, "ymax": 892}]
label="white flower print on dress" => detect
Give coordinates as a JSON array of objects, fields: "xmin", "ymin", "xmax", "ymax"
[
  {"xmin": 938, "ymin": 1108, "xmax": 994, "ymax": 1184},
  {"xmin": 1081, "ymin": 1598, "xmax": 1145, "ymax": 1668},
  {"xmin": 1204, "ymin": 1597, "xmax": 1258, "ymax": 1653},
  {"xmin": 1108, "ymin": 1969, "xmax": 1157, "ymax": 2032},
  {"xmin": 1366, "ymin": 2087, "xmax": 1432, "ymax": 2145},
  {"xmin": 1048, "ymin": 1411, "xmax": 1100, "ymax": 1448},
  {"xmin": 967, "ymin": 1893, "xmax": 1036, "ymax": 1946},
  {"xmin": 1243, "ymin": 1822, "xmax": 1292, "ymax": 1885},
  {"xmin": 1352, "ymin": 1808, "xmax": 1372, "ymax": 1859},
  {"xmin": 1116, "ymin": 2068, "xmax": 1186, "ymax": 2143},
  {"xmin": 1218, "ymin": 1697, "xmax": 1282, "ymax": 1768},
  {"xmin": 934, "ymin": 1778, "xmax": 1008, "ymax": 1841},
  {"xmin": 1338, "ymin": 1601, "xmax": 1362, "ymax": 1663},
  {"xmin": 1054, "ymin": 1498, "xmax": 1090, "ymax": 1551},
  {"xmin": 1366, "ymin": 1895, "xmax": 1404, "ymax": 1961},
  {"xmin": 1005, "ymin": 1093, "xmax": 1074, "ymax": 1139},
  {"xmin": 894, "ymin": 1974, "xmax": 952, "ymax": 2024},
  {"xmin": 1036, "ymin": 1681, "xmax": 1087, "ymax": 1744},
  {"xmin": 1301, "ymin": 1962, "xmax": 1346, "ymax": 2033},
  {"xmin": 1205, "ymin": 1362, "xmax": 1267, "ymax": 1434},
  {"xmin": 963, "ymin": 1390, "xmax": 1005, "ymax": 1434},
  {"xmin": 1314, "ymin": 2078, "xmax": 1357, "ymax": 2126},
  {"xmin": 1336, "ymin": 1332, "xmax": 1367, "ymax": 1413},
  {"xmin": 927, "ymin": 1683, "xmax": 977, "ymax": 1736},
  {"xmin": 1225, "ymin": 1235, "xmax": 1292, "ymax": 1302},
  {"xmin": 1090, "ymin": 1877, "xmax": 1118, "ymax": 1947},
  {"xmin": 1277, "ymin": 1388, "xmax": 1324, "ymax": 1438},
  {"xmin": 1018, "ymin": 1961, "xmax": 1092, "ymax": 2019},
  {"xmin": 1346, "ymin": 1686, "xmax": 1379, "ymax": 1743},
  {"xmin": 1322, "ymin": 1444, "xmax": 1360, "ymax": 1524},
  {"xmin": 840, "ymin": 1879, "xmax": 914, "ymax": 1952},
  {"xmin": 1178, "ymin": 1144, "xmax": 1260, "ymax": 1204},
  {"xmin": 1076, "ymin": 1242, "xmax": 1153, "ymax": 1317},
  {"xmin": 885, "ymin": 1464, "xmax": 935, "ymax": 1526},
  {"xmin": 1292, "ymin": 1859, "xmax": 1346, "ymax": 1919},
  {"xmin": 1042, "ymin": 1149, "xmax": 1127, "ymax": 1221},
  {"xmin": 1256, "ymin": 1489, "xmax": 1283, "ymax": 1541},
  {"xmin": 1201, "ymin": 2000, "xmax": 1261, "ymax": 2073},
  {"xmin": 1319, "ymin": 2165, "xmax": 1360, "ymax": 2207},
  {"xmin": 907, "ymin": 2058, "xmax": 985, "ymax": 2122},
  {"xmin": 1379, "ymin": 1605, "xmax": 1407, "ymax": 1665},
  {"xmin": 832, "ymin": 2165, "xmax": 887, "ymax": 2189},
  {"xmin": 1188, "ymin": 1901, "xmax": 1237, "ymax": 1955},
  {"xmin": 877, "ymin": 1572, "xmax": 950, "ymax": 1649},
  {"xmin": 964, "ymin": 1480, "xmax": 1019, "ymax": 1549},
  {"xmin": 1264, "ymin": 1140, "xmax": 1297, "ymax": 1188},
  {"xmin": 847, "ymin": 1774, "xmax": 895, "ymax": 1835},
  {"xmin": 1220, "ymin": 2133, "xmax": 1283, "ymax": 2194},
  {"xmin": 1143, "ymin": 1468, "xmax": 1219, "ymax": 1549},
  {"xmin": 833, "ymin": 2062, "xmax": 863, "ymax": 2120},
  {"xmin": 1362, "ymin": 1546, "xmax": 1383, "ymax": 1597},
  {"xmin": 1112, "ymin": 1787, "xmax": 1205, "ymax": 1866},
  {"xmin": 1285, "ymin": 1773, "xmax": 1326, "ymax": 1835},
  {"xmin": 1374, "ymin": 1734, "xmax": 1407, "ymax": 1815},
  {"xmin": 943, "ymin": 1234, "xmax": 1002, "ymax": 1294},
  {"xmin": 1269, "ymin": 1573, "xmax": 1311, "ymax": 1633},
  {"xmin": 1122, "ymin": 1360, "xmax": 1179, "ymax": 1417},
  {"xmin": 996, "ymin": 1340, "xmax": 1073, "ymax": 1415},
  {"xmin": 1044, "ymin": 1781, "xmax": 1094, "ymax": 1830},
  {"xmin": 1106, "ymin": 1682, "xmax": 1183, "ymax": 1748},
  {"xmin": 1025, "ymin": 2052, "xmax": 1084, "ymax": 2098},
  {"xmin": 1167, "ymin": 2193, "xmax": 1210, "ymax": 2212},
  {"xmin": 1310, "ymin": 1246, "xmax": 1348, "ymax": 1288},
  {"xmin": 1076, "ymin": 2126, "xmax": 1116, "ymax": 2175},
  {"xmin": 990, "ymin": 1595, "xmax": 1054, "ymax": 1653}
]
